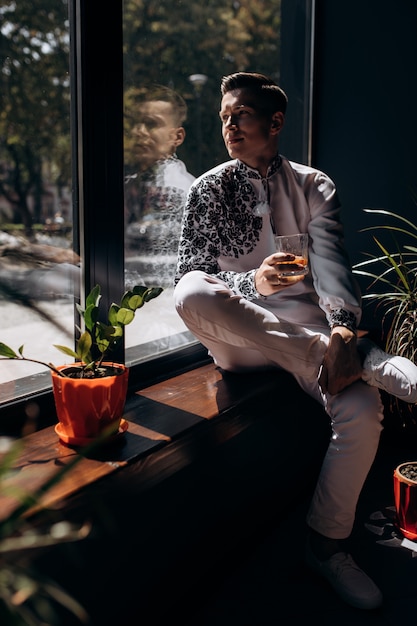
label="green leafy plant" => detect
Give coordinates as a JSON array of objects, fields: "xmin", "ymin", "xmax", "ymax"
[
  {"xmin": 0, "ymin": 284, "xmax": 163, "ymax": 378},
  {"xmin": 0, "ymin": 280, "xmax": 162, "ymax": 622},
  {"xmin": 353, "ymin": 207, "xmax": 417, "ymax": 424},
  {"xmin": 353, "ymin": 208, "xmax": 417, "ymax": 361},
  {"xmin": 0, "ymin": 435, "xmax": 92, "ymax": 625}
]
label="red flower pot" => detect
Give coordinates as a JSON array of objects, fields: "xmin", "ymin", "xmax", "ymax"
[
  {"xmin": 51, "ymin": 363, "xmax": 129, "ymax": 446},
  {"xmin": 393, "ymin": 462, "xmax": 417, "ymax": 541}
]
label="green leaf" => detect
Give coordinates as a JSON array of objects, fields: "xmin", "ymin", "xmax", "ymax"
[
  {"xmin": 83, "ymin": 303, "xmax": 98, "ymax": 333},
  {"xmin": 82, "ymin": 359, "xmax": 96, "ymax": 372},
  {"xmin": 120, "ymin": 287, "xmax": 143, "ymax": 309},
  {"xmin": 0, "ymin": 343, "xmax": 19, "ymax": 358},
  {"xmin": 108, "ymin": 303, "xmax": 120, "ymax": 326},
  {"xmin": 129, "ymin": 285, "xmax": 148, "ymax": 297},
  {"xmin": 111, "ymin": 326, "xmax": 123, "ymax": 338},
  {"xmin": 86, "ymin": 284, "xmax": 101, "ymax": 308},
  {"xmin": 95, "ymin": 337, "xmax": 110, "ymax": 355},
  {"xmin": 144, "ymin": 286, "xmax": 164, "ymax": 302},
  {"xmin": 95, "ymin": 323, "xmax": 115, "ymax": 354},
  {"xmin": 126, "ymin": 293, "xmax": 145, "ymax": 311},
  {"xmin": 116, "ymin": 307, "xmax": 135, "ymax": 326},
  {"xmin": 120, "ymin": 285, "xmax": 163, "ymax": 311},
  {"xmin": 373, "ymin": 237, "xmax": 411, "ymax": 292},
  {"xmin": 76, "ymin": 331, "xmax": 92, "ymax": 361},
  {"xmin": 53, "ymin": 345, "xmax": 78, "ymax": 359},
  {"xmin": 363, "ymin": 208, "xmax": 417, "ymax": 236},
  {"xmin": 97, "ymin": 322, "xmax": 118, "ymax": 340}
]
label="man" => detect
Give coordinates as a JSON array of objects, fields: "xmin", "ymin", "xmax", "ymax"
[
  {"xmin": 124, "ymin": 85, "xmax": 195, "ymax": 285},
  {"xmin": 173, "ymin": 72, "xmax": 417, "ymax": 609}
]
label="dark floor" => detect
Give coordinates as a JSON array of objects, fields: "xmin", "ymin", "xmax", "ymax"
[
  {"xmin": 178, "ymin": 419, "xmax": 417, "ymax": 626},
  {"xmin": 32, "ymin": 397, "xmax": 417, "ymax": 626}
]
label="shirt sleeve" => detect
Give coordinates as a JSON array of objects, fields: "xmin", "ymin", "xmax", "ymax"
[
  {"xmin": 306, "ymin": 171, "xmax": 362, "ymax": 328},
  {"xmin": 174, "ymin": 177, "xmax": 260, "ymax": 298}
]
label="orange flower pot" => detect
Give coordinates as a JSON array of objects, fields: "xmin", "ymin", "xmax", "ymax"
[
  {"xmin": 51, "ymin": 363, "xmax": 129, "ymax": 446},
  {"xmin": 393, "ymin": 462, "xmax": 417, "ymax": 541}
]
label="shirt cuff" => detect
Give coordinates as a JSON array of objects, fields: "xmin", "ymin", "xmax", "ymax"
[
  {"xmin": 247, "ymin": 269, "xmax": 266, "ymax": 300},
  {"xmin": 329, "ymin": 308, "xmax": 357, "ymax": 333}
]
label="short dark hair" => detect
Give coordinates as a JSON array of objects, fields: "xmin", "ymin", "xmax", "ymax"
[
  {"xmin": 124, "ymin": 84, "xmax": 188, "ymax": 126},
  {"xmin": 220, "ymin": 72, "xmax": 288, "ymax": 115}
]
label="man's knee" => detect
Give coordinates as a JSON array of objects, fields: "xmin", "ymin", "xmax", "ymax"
[
  {"xmin": 334, "ymin": 382, "xmax": 384, "ymax": 435},
  {"xmin": 174, "ymin": 271, "xmax": 231, "ymax": 313},
  {"xmin": 175, "ymin": 270, "xmax": 209, "ymax": 310}
]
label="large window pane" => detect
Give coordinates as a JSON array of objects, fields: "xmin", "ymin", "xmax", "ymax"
[
  {"xmin": 0, "ymin": 0, "xmax": 75, "ymax": 403},
  {"xmin": 123, "ymin": 0, "xmax": 283, "ymax": 362},
  {"xmin": 0, "ymin": 0, "xmax": 314, "ymax": 410}
]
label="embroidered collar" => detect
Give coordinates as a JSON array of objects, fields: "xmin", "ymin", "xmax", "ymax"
[{"xmin": 236, "ymin": 154, "xmax": 282, "ymax": 180}]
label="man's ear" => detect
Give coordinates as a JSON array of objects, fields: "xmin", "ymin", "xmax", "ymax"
[
  {"xmin": 270, "ymin": 112, "xmax": 284, "ymax": 135},
  {"xmin": 172, "ymin": 127, "xmax": 186, "ymax": 147}
]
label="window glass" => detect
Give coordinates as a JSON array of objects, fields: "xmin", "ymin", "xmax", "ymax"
[
  {"xmin": 0, "ymin": 0, "xmax": 314, "ymax": 408},
  {"xmin": 123, "ymin": 0, "xmax": 283, "ymax": 362},
  {"xmin": 0, "ymin": 0, "xmax": 75, "ymax": 402}
]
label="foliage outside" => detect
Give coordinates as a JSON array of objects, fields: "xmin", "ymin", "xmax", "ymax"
[
  {"xmin": 0, "ymin": 0, "xmax": 282, "ymax": 230},
  {"xmin": 0, "ymin": 0, "xmax": 71, "ymax": 232}
]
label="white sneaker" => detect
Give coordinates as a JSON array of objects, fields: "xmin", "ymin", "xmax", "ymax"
[
  {"xmin": 306, "ymin": 547, "xmax": 383, "ymax": 610},
  {"xmin": 360, "ymin": 339, "xmax": 417, "ymax": 403}
]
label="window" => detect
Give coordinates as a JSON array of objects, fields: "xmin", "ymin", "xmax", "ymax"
[
  {"xmin": 0, "ymin": 0, "xmax": 314, "ymax": 417},
  {"xmin": 123, "ymin": 0, "xmax": 286, "ymax": 366},
  {"xmin": 0, "ymin": 0, "xmax": 75, "ymax": 404}
]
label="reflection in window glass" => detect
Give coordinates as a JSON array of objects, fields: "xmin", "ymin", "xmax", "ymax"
[
  {"xmin": 0, "ymin": 1, "xmax": 75, "ymax": 401},
  {"xmin": 123, "ymin": 0, "xmax": 282, "ymax": 361}
]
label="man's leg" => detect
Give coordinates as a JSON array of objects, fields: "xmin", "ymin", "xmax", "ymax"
[
  {"xmin": 359, "ymin": 337, "xmax": 417, "ymax": 403},
  {"xmin": 174, "ymin": 270, "xmax": 327, "ymax": 381},
  {"xmin": 298, "ymin": 375, "xmax": 384, "ymax": 609},
  {"xmin": 175, "ymin": 271, "xmax": 417, "ymax": 402},
  {"xmin": 299, "ymin": 377, "xmax": 384, "ymax": 538}
]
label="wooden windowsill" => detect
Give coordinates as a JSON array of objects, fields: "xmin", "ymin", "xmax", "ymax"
[{"xmin": 2, "ymin": 362, "xmax": 320, "ymax": 521}]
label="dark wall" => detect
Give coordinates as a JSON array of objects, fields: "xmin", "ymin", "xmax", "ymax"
[
  {"xmin": 312, "ymin": 0, "xmax": 417, "ymax": 327},
  {"xmin": 280, "ymin": 0, "xmax": 314, "ymax": 165}
]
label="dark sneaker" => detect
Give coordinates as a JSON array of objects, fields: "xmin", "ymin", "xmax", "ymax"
[
  {"xmin": 306, "ymin": 546, "xmax": 383, "ymax": 610},
  {"xmin": 360, "ymin": 340, "xmax": 417, "ymax": 403}
]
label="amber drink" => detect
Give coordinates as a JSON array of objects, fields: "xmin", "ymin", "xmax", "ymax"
[{"xmin": 274, "ymin": 233, "xmax": 309, "ymax": 276}]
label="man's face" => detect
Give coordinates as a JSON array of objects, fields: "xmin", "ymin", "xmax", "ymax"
[
  {"xmin": 219, "ymin": 88, "xmax": 282, "ymax": 172},
  {"xmin": 126, "ymin": 100, "xmax": 180, "ymax": 170}
]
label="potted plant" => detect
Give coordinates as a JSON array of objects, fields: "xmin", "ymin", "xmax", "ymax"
[
  {"xmin": 0, "ymin": 283, "xmax": 163, "ymax": 445},
  {"xmin": 353, "ymin": 205, "xmax": 417, "ymax": 539},
  {"xmin": 393, "ymin": 461, "xmax": 417, "ymax": 541},
  {"xmin": 353, "ymin": 206, "xmax": 417, "ymax": 425}
]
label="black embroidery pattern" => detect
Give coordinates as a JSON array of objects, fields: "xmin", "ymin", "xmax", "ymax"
[
  {"xmin": 329, "ymin": 308, "xmax": 357, "ymax": 332},
  {"xmin": 175, "ymin": 163, "xmax": 264, "ymax": 297},
  {"xmin": 175, "ymin": 157, "xmax": 284, "ymax": 298}
]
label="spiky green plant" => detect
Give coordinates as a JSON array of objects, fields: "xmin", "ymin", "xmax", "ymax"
[
  {"xmin": 353, "ymin": 207, "xmax": 417, "ymax": 423},
  {"xmin": 353, "ymin": 208, "xmax": 417, "ymax": 361}
]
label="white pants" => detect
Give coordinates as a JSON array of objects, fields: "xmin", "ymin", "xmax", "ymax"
[{"xmin": 174, "ymin": 270, "xmax": 384, "ymax": 539}]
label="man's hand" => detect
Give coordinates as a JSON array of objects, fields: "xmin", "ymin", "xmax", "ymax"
[
  {"xmin": 318, "ymin": 326, "xmax": 363, "ymax": 395},
  {"xmin": 255, "ymin": 253, "xmax": 305, "ymax": 297}
]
